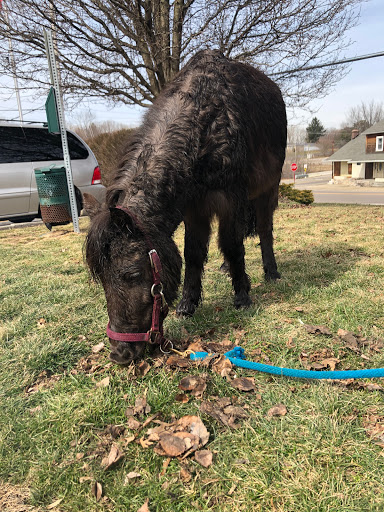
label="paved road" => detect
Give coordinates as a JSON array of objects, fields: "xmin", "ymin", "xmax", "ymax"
[{"xmin": 283, "ymin": 171, "xmax": 384, "ymax": 205}]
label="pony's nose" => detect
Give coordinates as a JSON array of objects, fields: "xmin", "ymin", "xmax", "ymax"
[{"xmin": 108, "ymin": 340, "xmax": 146, "ymax": 364}]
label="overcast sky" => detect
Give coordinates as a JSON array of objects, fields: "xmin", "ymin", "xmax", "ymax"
[{"xmin": 2, "ymin": 0, "xmax": 383, "ymax": 131}]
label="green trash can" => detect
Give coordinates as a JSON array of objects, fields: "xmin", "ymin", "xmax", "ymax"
[{"xmin": 34, "ymin": 166, "xmax": 72, "ymax": 226}]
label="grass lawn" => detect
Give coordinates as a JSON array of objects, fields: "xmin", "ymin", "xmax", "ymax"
[{"xmin": 1, "ymin": 202, "xmax": 384, "ymax": 511}]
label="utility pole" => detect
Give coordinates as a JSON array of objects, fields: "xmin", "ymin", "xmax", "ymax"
[{"xmin": 2, "ymin": 0, "xmax": 24, "ymax": 124}]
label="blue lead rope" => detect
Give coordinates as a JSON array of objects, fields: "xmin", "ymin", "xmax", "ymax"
[{"xmin": 190, "ymin": 346, "xmax": 384, "ymax": 380}]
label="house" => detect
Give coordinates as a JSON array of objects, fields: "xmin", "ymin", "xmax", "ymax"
[{"xmin": 328, "ymin": 121, "xmax": 384, "ymax": 181}]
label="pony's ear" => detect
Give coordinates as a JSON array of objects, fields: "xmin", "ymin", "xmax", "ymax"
[
  {"xmin": 109, "ymin": 207, "xmax": 137, "ymax": 234},
  {"xmin": 83, "ymin": 193, "xmax": 102, "ymax": 219}
]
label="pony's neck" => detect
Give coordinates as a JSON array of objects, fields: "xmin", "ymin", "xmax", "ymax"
[{"xmin": 124, "ymin": 188, "xmax": 184, "ymax": 237}]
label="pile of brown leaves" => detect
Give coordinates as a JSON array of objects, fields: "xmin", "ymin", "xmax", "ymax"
[{"xmin": 301, "ymin": 324, "xmax": 384, "ymax": 370}]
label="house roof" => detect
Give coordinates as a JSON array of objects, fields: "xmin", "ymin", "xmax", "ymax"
[{"xmin": 328, "ymin": 120, "xmax": 384, "ymax": 162}]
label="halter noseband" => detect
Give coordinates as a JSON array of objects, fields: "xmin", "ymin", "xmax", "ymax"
[{"xmin": 106, "ymin": 206, "xmax": 172, "ymax": 352}]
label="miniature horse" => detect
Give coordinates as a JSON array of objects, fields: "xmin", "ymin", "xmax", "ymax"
[{"xmin": 85, "ymin": 50, "xmax": 287, "ymax": 364}]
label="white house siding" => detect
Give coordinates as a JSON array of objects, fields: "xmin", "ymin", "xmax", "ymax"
[
  {"xmin": 374, "ymin": 162, "xmax": 384, "ymax": 178},
  {"xmin": 352, "ymin": 162, "xmax": 365, "ymax": 178}
]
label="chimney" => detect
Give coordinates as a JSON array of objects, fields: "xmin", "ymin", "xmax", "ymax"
[{"xmin": 351, "ymin": 129, "xmax": 359, "ymax": 140}]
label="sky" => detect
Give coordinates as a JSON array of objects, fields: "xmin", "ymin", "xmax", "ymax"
[
  {"xmin": 2, "ymin": 0, "xmax": 383, "ymax": 131},
  {"xmin": 288, "ymin": 0, "xmax": 384, "ymax": 130}
]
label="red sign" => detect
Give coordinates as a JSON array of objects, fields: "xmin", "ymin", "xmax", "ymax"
[{"xmin": 291, "ymin": 163, "xmax": 297, "ymax": 172}]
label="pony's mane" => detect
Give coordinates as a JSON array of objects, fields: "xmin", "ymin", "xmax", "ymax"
[{"xmin": 85, "ymin": 209, "xmax": 113, "ymax": 282}]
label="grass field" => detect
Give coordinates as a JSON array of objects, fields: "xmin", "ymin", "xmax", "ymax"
[{"xmin": 1, "ymin": 202, "xmax": 384, "ymax": 511}]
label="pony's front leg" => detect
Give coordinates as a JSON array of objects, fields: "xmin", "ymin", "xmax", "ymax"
[{"xmin": 176, "ymin": 213, "xmax": 211, "ymax": 317}]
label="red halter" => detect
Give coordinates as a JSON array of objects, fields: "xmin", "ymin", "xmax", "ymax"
[{"xmin": 106, "ymin": 206, "xmax": 172, "ymax": 352}]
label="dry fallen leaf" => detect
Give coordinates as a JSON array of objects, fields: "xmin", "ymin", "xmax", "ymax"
[
  {"xmin": 140, "ymin": 436, "xmax": 157, "ymax": 449},
  {"xmin": 47, "ymin": 498, "xmax": 63, "ymax": 509},
  {"xmin": 106, "ymin": 424, "xmax": 125, "ymax": 439},
  {"xmin": 126, "ymin": 417, "xmax": 141, "ymax": 430},
  {"xmin": 96, "ymin": 376, "xmax": 110, "ymax": 388},
  {"xmin": 231, "ymin": 377, "xmax": 255, "ymax": 392},
  {"xmin": 211, "ymin": 355, "xmax": 233, "ymax": 376},
  {"xmin": 123, "ymin": 435, "xmax": 136, "ymax": 447},
  {"xmin": 179, "ymin": 376, "xmax": 200, "ymax": 391},
  {"xmin": 175, "ymin": 393, "xmax": 189, "ymax": 403},
  {"xmin": 134, "ymin": 397, "xmax": 151, "ymax": 416},
  {"xmin": 194, "ymin": 449, "xmax": 213, "ymax": 468},
  {"xmin": 180, "ymin": 466, "xmax": 192, "ymax": 482},
  {"xmin": 178, "ymin": 376, "xmax": 207, "ymax": 398},
  {"xmin": 201, "ymin": 398, "xmax": 248, "ymax": 429},
  {"xmin": 137, "ymin": 498, "xmax": 150, "ymax": 512},
  {"xmin": 101, "ymin": 443, "xmax": 124, "ymax": 470},
  {"xmin": 135, "ymin": 361, "xmax": 151, "ymax": 377},
  {"xmin": 92, "ymin": 342, "xmax": 105, "ymax": 353},
  {"xmin": 159, "ymin": 433, "xmax": 188, "ymax": 457},
  {"xmin": 79, "ymin": 476, "xmax": 93, "ymax": 483},
  {"xmin": 286, "ymin": 337, "xmax": 296, "ymax": 348},
  {"xmin": 188, "ymin": 340, "xmax": 205, "ymax": 352},
  {"xmin": 152, "ymin": 415, "xmax": 209, "ymax": 458},
  {"xmin": 304, "ymin": 324, "xmax": 333, "ymax": 336},
  {"xmin": 124, "ymin": 471, "xmax": 141, "ymax": 484},
  {"xmin": 159, "ymin": 457, "xmax": 171, "ymax": 477},
  {"xmin": 319, "ymin": 357, "xmax": 339, "ymax": 371},
  {"xmin": 338, "ymin": 330, "xmax": 361, "ymax": 353},
  {"xmin": 177, "ymin": 416, "xmax": 210, "ymax": 446},
  {"xmin": 267, "ymin": 404, "xmax": 287, "ymax": 417},
  {"xmin": 166, "ymin": 355, "xmax": 190, "ymax": 368},
  {"xmin": 91, "ymin": 481, "xmax": 103, "ymax": 501}
]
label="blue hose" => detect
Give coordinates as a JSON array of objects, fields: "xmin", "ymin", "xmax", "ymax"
[{"xmin": 190, "ymin": 346, "xmax": 384, "ymax": 380}]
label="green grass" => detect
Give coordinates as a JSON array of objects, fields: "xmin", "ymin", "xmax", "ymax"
[{"xmin": 1, "ymin": 203, "xmax": 384, "ymax": 511}]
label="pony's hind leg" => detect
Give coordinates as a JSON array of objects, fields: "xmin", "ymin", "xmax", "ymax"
[
  {"xmin": 218, "ymin": 208, "xmax": 252, "ymax": 309},
  {"xmin": 176, "ymin": 212, "xmax": 211, "ymax": 317},
  {"xmin": 254, "ymin": 187, "xmax": 280, "ymax": 281}
]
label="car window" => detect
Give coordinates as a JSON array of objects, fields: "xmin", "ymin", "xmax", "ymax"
[{"xmin": 0, "ymin": 126, "xmax": 89, "ymax": 163}]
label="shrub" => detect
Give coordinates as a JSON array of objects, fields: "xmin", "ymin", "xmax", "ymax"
[
  {"xmin": 279, "ymin": 183, "xmax": 314, "ymax": 205},
  {"xmin": 85, "ymin": 128, "xmax": 136, "ymax": 186}
]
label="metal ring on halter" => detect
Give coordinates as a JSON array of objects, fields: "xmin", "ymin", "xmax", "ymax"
[
  {"xmin": 160, "ymin": 340, "xmax": 173, "ymax": 354},
  {"xmin": 151, "ymin": 282, "xmax": 164, "ymax": 297}
]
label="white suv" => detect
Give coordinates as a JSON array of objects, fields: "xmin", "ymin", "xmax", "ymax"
[{"xmin": 0, "ymin": 122, "xmax": 105, "ymax": 223}]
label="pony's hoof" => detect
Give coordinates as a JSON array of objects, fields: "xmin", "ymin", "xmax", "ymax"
[
  {"xmin": 234, "ymin": 291, "xmax": 252, "ymax": 309},
  {"xmin": 176, "ymin": 299, "xmax": 197, "ymax": 317},
  {"xmin": 265, "ymin": 269, "xmax": 281, "ymax": 281}
]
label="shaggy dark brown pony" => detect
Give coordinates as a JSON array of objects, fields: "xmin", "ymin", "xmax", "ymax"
[{"xmin": 85, "ymin": 50, "xmax": 287, "ymax": 364}]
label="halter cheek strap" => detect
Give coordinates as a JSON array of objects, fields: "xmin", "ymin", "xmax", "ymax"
[{"xmin": 106, "ymin": 206, "xmax": 171, "ymax": 352}]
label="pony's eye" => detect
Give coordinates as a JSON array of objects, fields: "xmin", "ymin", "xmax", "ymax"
[{"xmin": 121, "ymin": 269, "xmax": 142, "ymax": 282}]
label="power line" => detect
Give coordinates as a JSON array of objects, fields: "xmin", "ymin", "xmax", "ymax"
[{"xmin": 270, "ymin": 50, "xmax": 384, "ymax": 76}]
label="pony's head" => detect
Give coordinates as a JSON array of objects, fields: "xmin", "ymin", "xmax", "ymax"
[{"xmin": 84, "ymin": 194, "xmax": 181, "ymax": 364}]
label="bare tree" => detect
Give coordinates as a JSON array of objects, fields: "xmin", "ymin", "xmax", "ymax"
[
  {"xmin": 0, "ymin": 0, "xmax": 363, "ymax": 110},
  {"xmin": 287, "ymin": 125, "xmax": 306, "ymax": 145},
  {"xmin": 345, "ymin": 100, "xmax": 384, "ymax": 132},
  {"xmin": 69, "ymin": 108, "xmax": 128, "ymax": 140}
]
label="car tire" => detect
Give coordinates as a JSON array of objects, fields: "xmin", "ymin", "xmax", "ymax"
[{"xmin": 9, "ymin": 215, "xmax": 37, "ymax": 223}]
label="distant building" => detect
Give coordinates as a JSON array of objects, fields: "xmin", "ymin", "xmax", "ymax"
[
  {"xmin": 328, "ymin": 121, "xmax": 384, "ymax": 181},
  {"xmin": 286, "ymin": 143, "xmax": 320, "ymax": 159}
]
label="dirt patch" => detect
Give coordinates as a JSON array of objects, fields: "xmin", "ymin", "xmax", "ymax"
[{"xmin": 0, "ymin": 483, "xmax": 41, "ymax": 512}]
